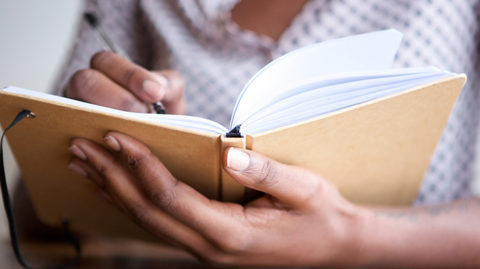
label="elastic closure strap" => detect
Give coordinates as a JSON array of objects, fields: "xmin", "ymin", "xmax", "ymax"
[
  {"xmin": 1, "ymin": 109, "xmax": 82, "ymax": 269},
  {"xmin": 226, "ymin": 124, "xmax": 242, "ymax": 138}
]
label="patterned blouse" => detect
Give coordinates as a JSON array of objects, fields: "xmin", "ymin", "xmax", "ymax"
[{"xmin": 55, "ymin": 0, "xmax": 480, "ymax": 205}]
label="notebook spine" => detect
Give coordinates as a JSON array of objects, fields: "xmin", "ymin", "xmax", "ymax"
[{"xmin": 219, "ymin": 135, "xmax": 246, "ymax": 202}]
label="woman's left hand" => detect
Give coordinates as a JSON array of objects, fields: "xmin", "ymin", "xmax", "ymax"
[{"xmin": 68, "ymin": 132, "xmax": 365, "ymax": 267}]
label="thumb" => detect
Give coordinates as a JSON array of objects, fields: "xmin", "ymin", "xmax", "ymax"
[
  {"xmin": 152, "ymin": 70, "xmax": 185, "ymax": 114},
  {"xmin": 223, "ymin": 148, "xmax": 320, "ymax": 207}
]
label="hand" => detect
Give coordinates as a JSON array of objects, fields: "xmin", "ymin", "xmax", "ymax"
[
  {"xmin": 65, "ymin": 51, "xmax": 185, "ymax": 114},
  {"xmin": 67, "ymin": 132, "xmax": 364, "ymax": 267}
]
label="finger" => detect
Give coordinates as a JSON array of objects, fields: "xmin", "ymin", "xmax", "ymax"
[
  {"xmin": 97, "ymin": 189, "xmax": 114, "ymax": 204},
  {"xmin": 69, "ymin": 141, "xmax": 144, "ymax": 215},
  {"xmin": 66, "ymin": 68, "xmax": 149, "ymax": 112},
  {"xmin": 101, "ymin": 132, "xmax": 253, "ymax": 250},
  {"xmin": 68, "ymin": 157, "xmax": 128, "ymax": 211},
  {"xmin": 67, "ymin": 156, "xmax": 105, "ymax": 188},
  {"xmin": 67, "ymin": 156, "xmax": 136, "ymax": 221},
  {"xmin": 223, "ymin": 148, "xmax": 321, "ymax": 208},
  {"xmin": 152, "ymin": 70, "xmax": 185, "ymax": 114},
  {"xmin": 90, "ymin": 51, "xmax": 168, "ymax": 103},
  {"xmin": 68, "ymin": 138, "xmax": 218, "ymax": 256}
]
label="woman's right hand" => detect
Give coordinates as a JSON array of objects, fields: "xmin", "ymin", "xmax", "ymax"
[{"xmin": 65, "ymin": 51, "xmax": 185, "ymax": 114}]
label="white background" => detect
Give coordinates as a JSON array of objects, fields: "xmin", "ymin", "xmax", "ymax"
[{"xmin": 0, "ymin": 0, "xmax": 479, "ymax": 241}]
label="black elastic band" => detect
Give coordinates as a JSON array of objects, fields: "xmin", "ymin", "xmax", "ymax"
[
  {"xmin": 1, "ymin": 110, "xmax": 82, "ymax": 269},
  {"xmin": 226, "ymin": 124, "xmax": 242, "ymax": 138}
]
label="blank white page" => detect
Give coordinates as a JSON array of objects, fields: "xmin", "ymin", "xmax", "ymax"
[
  {"xmin": 241, "ymin": 69, "xmax": 452, "ymax": 134},
  {"xmin": 230, "ymin": 29, "xmax": 403, "ymax": 129},
  {"xmin": 2, "ymin": 86, "xmax": 228, "ymax": 135}
]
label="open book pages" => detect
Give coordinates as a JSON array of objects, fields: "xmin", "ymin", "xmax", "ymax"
[{"xmin": 3, "ymin": 29, "xmax": 454, "ymax": 136}]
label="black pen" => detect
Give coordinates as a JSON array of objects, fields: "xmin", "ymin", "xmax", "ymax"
[{"xmin": 83, "ymin": 12, "xmax": 166, "ymax": 114}]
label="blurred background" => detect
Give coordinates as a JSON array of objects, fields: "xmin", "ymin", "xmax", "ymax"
[
  {"xmin": 0, "ymin": 0, "xmax": 83, "ymax": 239},
  {"xmin": 1, "ymin": 0, "xmax": 480, "ymax": 242}
]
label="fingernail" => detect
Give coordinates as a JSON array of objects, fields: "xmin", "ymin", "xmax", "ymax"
[
  {"xmin": 68, "ymin": 162, "xmax": 87, "ymax": 177},
  {"xmin": 226, "ymin": 148, "xmax": 250, "ymax": 171},
  {"xmin": 143, "ymin": 80, "xmax": 165, "ymax": 101},
  {"xmin": 70, "ymin": 144, "xmax": 87, "ymax": 161},
  {"xmin": 104, "ymin": 136, "xmax": 121, "ymax": 151}
]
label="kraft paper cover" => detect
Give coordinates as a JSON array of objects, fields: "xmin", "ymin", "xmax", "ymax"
[
  {"xmin": 0, "ymin": 93, "xmax": 220, "ymax": 240},
  {"xmin": 248, "ymin": 75, "xmax": 465, "ymax": 205}
]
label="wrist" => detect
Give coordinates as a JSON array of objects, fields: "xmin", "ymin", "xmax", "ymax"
[
  {"xmin": 342, "ymin": 204, "xmax": 374, "ymax": 267},
  {"xmin": 324, "ymin": 201, "xmax": 373, "ymax": 267},
  {"xmin": 345, "ymin": 205, "xmax": 402, "ymax": 268},
  {"xmin": 345, "ymin": 205, "xmax": 379, "ymax": 267}
]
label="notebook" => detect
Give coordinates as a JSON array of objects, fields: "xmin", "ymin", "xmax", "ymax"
[{"xmin": 0, "ymin": 29, "xmax": 465, "ymax": 239}]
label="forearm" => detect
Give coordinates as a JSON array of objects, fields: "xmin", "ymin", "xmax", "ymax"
[{"xmin": 355, "ymin": 198, "xmax": 480, "ymax": 268}]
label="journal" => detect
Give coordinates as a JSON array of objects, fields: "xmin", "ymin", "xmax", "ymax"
[{"xmin": 0, "ymin": 29, "xmax": 465, "ymax": 239}]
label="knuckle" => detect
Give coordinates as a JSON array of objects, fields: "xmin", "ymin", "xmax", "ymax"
[
  {"xmin": 119, "ymin": 96, "xmax": 142, "ymax": 111},
  {"xmin": 96, "ymin": 165, "xmax": 107, "ymax": 179},
  {"xmin": 124, "ymin": 202, "xmax": 154, "ymax": 229},
  {"xmin": 126, "ymin": 148, "xmax": 152, "ymax": 170},
  {"xmin": 150, "ymin": 189, "xmax": 177, "ymax": 211},
  {"xmin": 296, "ymin": 171, "xmax": 322, "ymax": 204},
  {"xmin": 123, "ymin": 66, "xmax": 141, "ymax": 88},
  {"xmin": 90, "ymin": 50, "xmax": 114, "ymax": 68},
  {"xmin": 68, "ymin": 69, "xmax": 98, "ymax": 98},
  {"xmin": 256, "ymin": 159, "xmax": 278, "ymax": 186},
  {"xmin": 95, "ymin": 156, "xmax": 117, "ymax": 181}
]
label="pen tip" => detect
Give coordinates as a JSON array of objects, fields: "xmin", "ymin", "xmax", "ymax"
[
  {"xmin": 84, "ymin": 12, "xmax": 99, "ymax": 27},
  {"xmin": 153, "ymin": 102, "xmax": 166, "ymax": 114}
]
